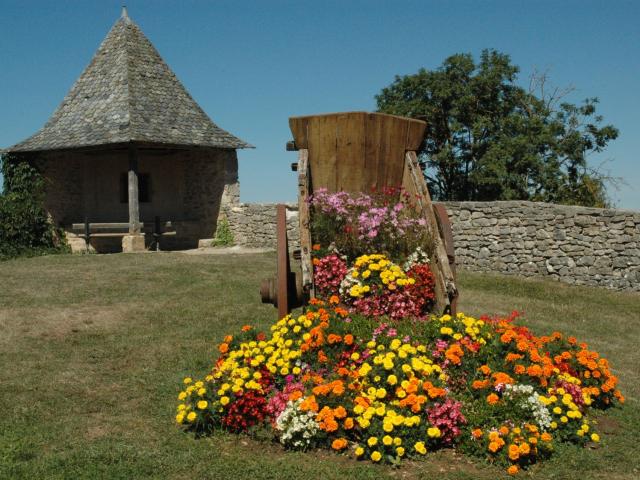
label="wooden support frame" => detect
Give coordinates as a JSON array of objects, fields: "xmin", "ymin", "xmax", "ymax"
[
  {"xmin": 296, "ymin": 149, "xmax": 314, "ymax": 297},
  {"xmin": 401, "ymin": 151, "xmax": 457, "ymax": 313}
]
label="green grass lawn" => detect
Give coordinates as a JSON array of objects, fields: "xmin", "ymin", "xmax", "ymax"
[{"xmin": 0, "ymin": 253, "xmax": 638, "ymax": 479}]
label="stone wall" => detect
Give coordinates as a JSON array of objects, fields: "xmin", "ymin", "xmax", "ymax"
[
  {"xmin": 445, "ymin": 201, "xmax": 640, "ymax": 291},
  {"xmin": 225, "ymin": 201, "xmax": 640, "ymax": 291},
  {"xmin": 223, "ymin": 203, "xmax": 300, "ymax": 250},
  {"xmin": 36, "ymin": 146, "xmax": 240, "ymax": 252}
]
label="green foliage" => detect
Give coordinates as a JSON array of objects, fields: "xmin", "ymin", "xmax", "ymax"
[
  {"xmin": 213, "ymin": 216, "xmax": 235, "ymax": 246},
  {"xmin": 0, "ymin": 154, "xmax": 68, "ymax": 260},
  {"xmin": 376, "ymin": 50, "xmax": 619, "ymax": 207}
]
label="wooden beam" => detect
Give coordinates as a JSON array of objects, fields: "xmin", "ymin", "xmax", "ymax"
[{"xmin": 128, "ymin": 145, "xmax": 141, "ymax": 234}]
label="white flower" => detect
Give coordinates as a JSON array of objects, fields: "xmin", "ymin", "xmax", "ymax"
[
  {"xmin": 403, "ymin": 247, "xmax": 430, "ymax": 270},
  {"xmin": 275, "ymin": 399, "xmax": 319, "ymax": 449}
]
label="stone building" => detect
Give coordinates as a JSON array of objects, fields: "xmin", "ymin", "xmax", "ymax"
[{"xmin": 3, "ymin": 8, "xmax": 251, "ymax": 252}]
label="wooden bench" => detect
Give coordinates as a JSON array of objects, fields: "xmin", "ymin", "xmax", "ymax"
[{"xmin": 70, "ymin": 218, "xmax": 177, "ymax": 250}]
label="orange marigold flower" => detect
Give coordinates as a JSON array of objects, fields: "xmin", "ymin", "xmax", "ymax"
[
  {"xmin": 508, "ymin": 444, "xmax": 520, "ymax": 460},
  {"xmin": 334, "ymin": 307, "xmax": 349, "ymax": 317},
  {"xmin": 289, "ymin": 390, "xmax": 303, "ymax": 402},
  {"xmin": 327, "ymin": 334, "xmax": 342, "ymax": 344},
  {"xmin": 493, "ymin": 372, "xmax": 515, "ymax": 387},
  {"xmin": 488, "ymin": 441, "xmax": 501, "ymax": 453},
  {"xmin": 514, "ymin": 365, "xmax": 526, "ymax": 375},
  {"xmin": 312, "ymin": 258, "xmax": 321, "ymax": 266},
  {"xmin": 541, "ymin": 432, "xmax": 552, "ymax": 442},
  {"xmin": 241, "ymin": 325, "xmax": 252, "ymax": 332},
  {"xmin": 343, "ymin": 334, "xmax": 354, "ymax": 345},
  {"xmin": 312, "ymin": 244, "xmax": 321, "ymax": 251},
  {"xmin": 334, "ymin": 405, "xmax": 347, "ymax": 418},
  {"xmin": 332, "ymin": 381, "xmax": 345, "ymax": 396},
  {"xmin": 300, "ymin": 395, "xmax": 319, "ymax": 412},
  {"xmin": 499, "ymin": 425, "xmax": 509, "ymax": 436},
  {"xmin": 479, "ymin": 365, "xmax": 492, "ymax": 375},
  {"xmin": 331, "ymin": 438, "xmax": 348, "ymax": 450},
  {"xmin": 472, "ymin": 379, "xmax": 490, "ymax": 390},
  {"xmin": 505, "ymin": 353, "xmax": 523, "ymax": 362},
  {"xmin": 329, "ymin": 295, "xmax": 340, "ymax": 304},
  {"xmin": 526, "ymin": 365, "xmax": 543, "ymax": 377},
  {"xmin": 519, "ymin": 443, "xmax": 530, "ymax": 455},
  {"xmin": 472, "ymin": 428, "xmax": 483, "ymax": 439},
  {"xmin": 507, "ymin": 465, "xmax": 519, "ymax": 475},
  {"xmin": 218, "ymin": 343, "xmax": 229, "ymax": 354},
  {"xmin": 487, "ymin": 393, "xmax": 500, "ymax": 405},
  {"xmin": 343, "ymin": 417, "xmax": 354, "ymax": 429}
]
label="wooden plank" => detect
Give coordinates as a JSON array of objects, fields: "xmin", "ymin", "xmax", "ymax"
[
  {"xmin": 381, "ymin": 115, "xmax": 409, "ymax": 194},
  {"xmin": 289, "ymin": 117, "xmax": 309, "ymax": 149},
  {"xmin": 297, "ymin": 149, "xmax": 314, "ymax": 295},
  {"xmin": 336, "ymin": 112, "xmax": 366, "ymax": 193},
  {"xmin": 290, "ymin": 111, "xmax": 426, "ymax": 195},
  {"xmin": 406, "ymin": 120, "xmax": 427, "ymax": 151},
  {"xmin": 364, "ymin": 113, "xmax": 384, "ymax": 192}
]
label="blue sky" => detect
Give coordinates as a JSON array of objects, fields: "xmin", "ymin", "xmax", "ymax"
[{"xmin": 1, "ymin": 0, "xmax": 638, "ymax": 210}]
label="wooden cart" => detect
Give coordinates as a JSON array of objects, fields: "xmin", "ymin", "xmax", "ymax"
[{"xmin": 260, "ymin": 111, "xmax": 458, "ymax": 318}]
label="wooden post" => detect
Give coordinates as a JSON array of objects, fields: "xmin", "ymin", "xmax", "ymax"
[{"xmin": 128, "ymin": 145, "xmax": 141, "ymax": 234}]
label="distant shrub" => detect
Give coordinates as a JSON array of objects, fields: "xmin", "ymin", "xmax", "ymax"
[
  {"xmin": 213, "ymin": 216, "xmax": 234, "ymax": 247},
  {"xmin": 0, "ymin": 154, "xmax": 68, "ymax": 260}
]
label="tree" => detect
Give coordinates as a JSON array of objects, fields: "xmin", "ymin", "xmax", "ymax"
[
  {"xmin": 0, "ymin": 154, "xmax": 67, "ymax": 259},
  {"xmin": 376, "ymin": 49, "xmax": 619, "ymax": 207}
]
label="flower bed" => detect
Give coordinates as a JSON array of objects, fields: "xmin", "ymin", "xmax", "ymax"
[
  {"xmin": 176, "ymin": 190, "xmax": 623, "ymax": 475},
  {"xmin": 176, "ymin": 259, "xmax": 623, "ymax": 475}
]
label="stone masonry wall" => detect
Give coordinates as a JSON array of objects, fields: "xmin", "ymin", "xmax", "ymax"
[
  {"xmin": 445, "ymin": 201, "xmax": 640, "ymax": 291},
  {"xmin": 223, "ymin": 203, "xmax": 300, "ymax": 250},
  {"xmin": 226, "ymin": 201, "xmax": 640, "ymax": 291}
]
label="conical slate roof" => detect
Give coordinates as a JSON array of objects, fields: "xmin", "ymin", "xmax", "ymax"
[{"xmin": 7, "ymin": 8, "xmax": 252, "ymax": 152}]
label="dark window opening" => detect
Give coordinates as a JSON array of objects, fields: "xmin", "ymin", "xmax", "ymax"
[{"xmin": 120, "ymin": 173, "xmax": 151, "ymax": 203}]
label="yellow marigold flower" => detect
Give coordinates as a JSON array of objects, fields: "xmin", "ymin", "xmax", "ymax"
[
  {"xmin": 178, "ymin": 391, "xmax": 187, "ymax": 400},
  {"xmin": 393, "ymin": 437, "xmax": 402, "ymax": 446},
  {"xmin": 358, "ymin": 417, "xmax": 370, "ymax": 428},
  {"xmin": 414, "ymin": 441, "xmax": 427, "ymax": 455},
  {"xmin": 176, "ymin": 412, "xmax": 185, "ymax": 424},
  {"xmin": 382, "ymin": 435, "xmax": 393, "ymax": 446},
  {"xmin": 376, "ymin": 388, "xmax": 387, "ymax": 399},
  {"xmin": 367, "ymin": 437, "xmax": 378, "ymax": 447},
  {"xmin": 370, "ymin": 451, "xmax": 382, "ymax": 462},
  {"xmin": 387, "ymin": 375, "xmax": 398, "ymax": 385},
  {"xmin": 427, "ymin": 427, "xmax": 441, "ymax": 438},
  {"xmin": 591, "ymin": 433, "xmax": 600, "ymax": 442},
  {"xmin": 197, "ymin": 388, "xmax": 206, "ymax": 396},
  {"xmin": 197, "ymin": 400, "xmax": 208, "ymax": 410},
  {"xmin": 396, "ymin": 447, "xmax": 405, "ymax": 456},
  {"xmin": 220, "ymin": 396, "xmax": 230, "ymax": 406},
  {"xmin": 183, "ymin": 377, "xmax": 193, "ymax": 385},
  {"xmin": 187, "ymin": 411, "xmax": 197, "ymax": 422},
  {"xmin": 355, "ymin": 446, "xmax": 364, "ymax": 457},
  {"xmin": 351, "ymin": 352, "xmax": 361, "ymax": 361}
]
